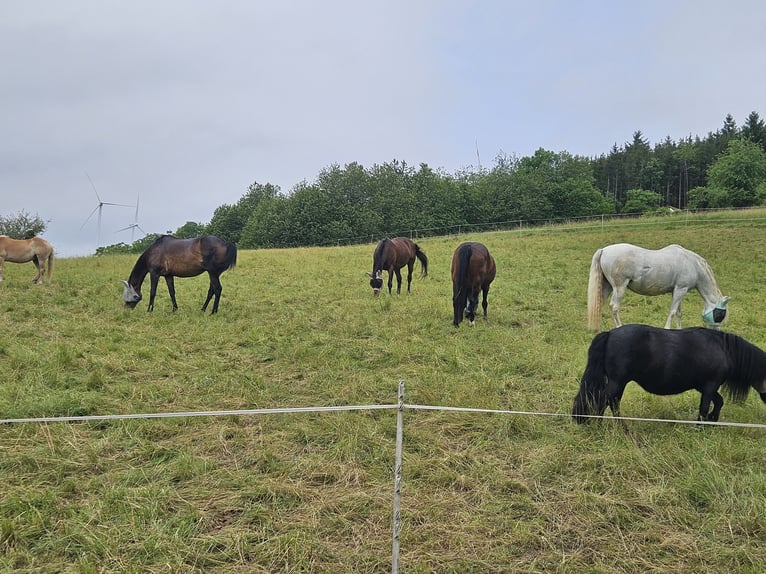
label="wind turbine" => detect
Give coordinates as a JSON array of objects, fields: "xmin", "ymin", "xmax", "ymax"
[
  {"xmin": 117, "ymin": 194, "xmax": 145, "ymax": 243},
  {"xmin": 80, "ymin": 173, "xmax": 133, "ymax": 246}
]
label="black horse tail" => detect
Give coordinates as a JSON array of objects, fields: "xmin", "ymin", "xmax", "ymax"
[
  {"xmin": 224, "ymin": 241, "xmax": 237, "ymax": 271},
  {"xmin": 414, "ymin": 243, "xmax": 428, "ymax": 278},
  {"xmin": 452, "ymin": 243, "xmax": 472, "ymax": 326},
  {"xmin": 572, "ymin": 331, "xmax": 611, "ymax": 423}
]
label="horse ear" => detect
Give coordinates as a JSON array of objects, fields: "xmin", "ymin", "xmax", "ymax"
[
  {"xmin": 120, "ymin": 280, "xmax": 130, "ymax": 288},
  {"xmin": 366, "ymin": 272, "xmax": 373, "ymax": 278}
]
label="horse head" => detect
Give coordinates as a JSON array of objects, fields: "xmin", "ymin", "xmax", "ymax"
[
  {"xmin": 572, "ymin": 380, "xmax": 608, "ymax": 424},
  {"xmin": 702, "ymin": 296, "xmax": 730, "ymax": 329},
  {"xmin": 121, "ymin": 280, "xmax": 142, "ymax": 309},
  {"xmin": 366, "ymin": 271, "xmax": 383, "ymax": 296}
]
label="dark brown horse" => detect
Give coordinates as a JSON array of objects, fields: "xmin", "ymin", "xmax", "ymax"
[
  {"xmin": 366, "ymin": 237, "xmax": 428, "ymax": 296},
  {"xmin": 122, "ymin": 235, "xmax": 237, "ymax": 314},
  {"xmin": 451, "ymin": 242, "xmax": 496, "ymax": 327}
]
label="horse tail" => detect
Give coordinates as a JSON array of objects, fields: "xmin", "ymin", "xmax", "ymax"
[
  {"xmin": 452, "ymin": 244, "xmax": 472, "ymax": 326},
  {"xmin": 46, "ymin": 248, "xmax": 54, "ymax": 280},
  {"xmin": 224, "ymin": 241, "xmax": 237, "ymax": 271},
  {"xmin": 414, "ymin": 244, "xmax": 428, "ymax": 278},
  {"xmin": 586, "ymin": 248, "xmax": 605, "ymax": 331},
  {"xmin": 572, "ymin": 331, "xmax": 610, "ymax": 423}
]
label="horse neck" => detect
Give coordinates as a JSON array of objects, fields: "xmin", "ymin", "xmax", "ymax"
[
  {"xmin": 372, "ymin": 241, "xmax": 389, "ymax": 272},
  {"xmin": 128, "ymin": 256, "xmax": 150, "ymax": 291},
  {"xmin": 693, "ymin": 258, "xmax": 723, "ymax": 309}
]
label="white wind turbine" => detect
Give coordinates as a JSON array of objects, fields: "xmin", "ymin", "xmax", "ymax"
[
  {"xmin": 80, "ymin": 173, "xmax": 133, "ymax": 246},
  {"xmin": 117, "ymin": 194, "xmax": 145, "ymax": 243}
]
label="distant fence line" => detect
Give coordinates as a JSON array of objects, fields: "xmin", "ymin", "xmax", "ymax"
[
  {"xmin": 319, "ymin": 206, "xmax": 766, "ymax": 248},
  {"xmin": 4, "ymin": 381, "xmax": 766, "ymax": 573}
]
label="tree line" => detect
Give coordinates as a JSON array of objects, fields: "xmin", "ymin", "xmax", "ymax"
[{"xmin": 4, "ymin": 111, "xmax": 766, "ymax": 255}]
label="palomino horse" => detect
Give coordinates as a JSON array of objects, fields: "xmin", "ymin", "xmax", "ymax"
[
  {"xmin": 122, "ymin": 235, "xmax": 237, "ymax": 314},
  {"xmin": 587, "ymin": 243, "xmax": 729, "ymax": 331},
  {"xmin": 451, "ymin": 241, "xmax": 496, "ymax": 327},
  {"xmin": 366, "ymin": 237, "xmax": 428, "ymax": 296},
  {"xmin": 572, "ymin": 324, "xmax": 766, "ymax": 423},
  {"xmin": 0, "ymin": 235, "xmax": 55, "ymax": 284}
]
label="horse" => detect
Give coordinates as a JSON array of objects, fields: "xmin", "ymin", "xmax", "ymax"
[
  {"xmin": 122, "ymin": 235, "xmax": 237, "ymax": 314},
  {"xmin": 572, "ymin": 324, "xmax": 766, "ymax": 424},
  {"xmin": 586, "ymin": 243, "xmax": 730, "ymax": 331},
  {"xmin": 0, "ymin": 235, "xmax": 55, "ymax": 284},
  {"xmin": 366, "ymin": 237, "xmax": 428, "ymax": 296},
  {"xmin": 451, "ymin": 241, "xmax": 496, "ymax": 327}
]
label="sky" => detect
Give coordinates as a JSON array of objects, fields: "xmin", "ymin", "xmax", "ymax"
[{"xmin": 2, "ymin": 1, "xmax": 766, "ymax": 257}]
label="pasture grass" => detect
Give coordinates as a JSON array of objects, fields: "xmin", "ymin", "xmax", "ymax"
[{"xmin": 2, "ymin": 213, "xmax": 766, "ymax": 572}]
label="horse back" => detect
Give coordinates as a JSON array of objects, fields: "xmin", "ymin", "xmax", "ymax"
[
  {"xmin": 452, "ymin": 242, "xmax": 495, "ymax": 292},
  {"xmin": 604, "ymin": 325, "xmax": 730, "ymax": 395},
  {"xmin": 375, "ymin": 237, "xmax": 414, "ymax": 270}
]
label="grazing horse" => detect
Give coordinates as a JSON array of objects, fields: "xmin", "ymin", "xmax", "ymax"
[
  {"xmin": 0, "ymin": 235, "xmax": 55, "ymax": 284},
  {"xmin": 122, "ymin": 235, "xmax": 237, "ymax": 314},
  {"xmin": 451, "ymin": 242, "xmax": 496, "ymax": 327},
  {"xmin": 366, "ymin": 237, "xmax": 428, "ymax": 296},
  {"xmin": 587, "ymin": 243, "xmax": 730, "ymax": 331},
  {"xmin": 572, "ymin": 324, "xmax": 766, "ymax": 423}
]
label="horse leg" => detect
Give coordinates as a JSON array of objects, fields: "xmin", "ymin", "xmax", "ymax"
[
  {"xmin": 481, "ymin": 283, "xmax": 490, "ymax": 319},
  {"xmin": 394, "ymin": 268, "xmax": 403, "ymax": 295},
  {"xmin": 667, "ymin": 288, "xmax": 688, "ymax": 329},
  {"xmin": 147, "ymin": 274, "xmax": 160, "ymax": 312},
  {"xmin": 467, "ymin": 289, "xmax": 479, "ymax": 325},
  {"xmin": 698, "ymin": 390, "xmax": 724, "ymax": 422},
  {"xmin": 31, "ymin": 254, "xmax": 43, "ymax": 284},
  {"xmin": 406, "ymin": 263, "xmax": 414, "ymax": 293},
  {"xmin": 202, "ymin": 274, "xmax": 223, "ymax": 314},
  {"xmin": 164, "ymin": 276, "xmax": 179, "ymax": 311},
  {"xmin": 387, "ymin": 270, "xmax": 395, "ymax": 295},
  {"xmin": 609, "ymin": 284, "xmax": 628, "ymax": 327},
  {"xmin": 0, "ymin": 256, "xmax": 5, "ymax": 281}
]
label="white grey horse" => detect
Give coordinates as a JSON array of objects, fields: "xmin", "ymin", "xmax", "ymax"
[{"xmin": 587, "ymin": 243, "xmax": 730, "ymax": 331}]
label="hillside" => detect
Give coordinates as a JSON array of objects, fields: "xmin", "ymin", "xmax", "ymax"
[{"xmin": 2, "ymin": 212, "xmax": 766, "ymax": 572}]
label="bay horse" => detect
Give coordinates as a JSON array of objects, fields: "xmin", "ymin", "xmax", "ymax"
[
  {"xmin": 451, "ymin": 241, "xmax": 496, "ymax": 327},
  {"xmin": 122, "ymin": 235, "xmax": 237, "ymax": 314},
  {"xmin": 572, "ymin": 324, "xmax": 766, "ymax": 423},
  {"xmin": 366, "ymin": 237, "xmax": 428, "ymax": 296},
  {"xmin": 0, "ymin": 235, "xmax": 55, "ymax": 284},
  {"xmin": 587, "ymin": 243, "xmax": 730, "ymax": 331}
]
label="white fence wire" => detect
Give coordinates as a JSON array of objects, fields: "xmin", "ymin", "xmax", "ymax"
[{"xmin": 3, "ymin": 380, "xmax": 766, "ymax": 573}]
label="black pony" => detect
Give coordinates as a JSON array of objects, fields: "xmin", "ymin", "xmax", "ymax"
[
  {"xmin": 122, "ymin": 235, "xmax": 237, "ymax": 314},
  {"xmin": 573, "ymin": 324, "xmax": 766, "ymax": 423},
  {"xmin": 451, "ymin": 242, "xmax": 496, "ymax": 327},
  {"xmin": 366, "ymin": 237, "xmax": 428, "ymax": 296}
]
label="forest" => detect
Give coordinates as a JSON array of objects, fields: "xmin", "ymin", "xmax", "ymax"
[
  {"xmin": 196, "ymin": 110, "xmax": 766, "ymax": 250},
  {"xmin": 5, "ymin": 112, "xmax": 765, "ymax": 254}
]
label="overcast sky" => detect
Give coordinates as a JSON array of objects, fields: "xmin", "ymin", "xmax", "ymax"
[{"xmin": 2, "ymin": 1, "xmax": 766, "ymax": 257}]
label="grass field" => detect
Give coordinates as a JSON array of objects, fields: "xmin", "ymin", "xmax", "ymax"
[{"xmin": 2, "ymin": 211, "xmax": 766, "ymax": 572}]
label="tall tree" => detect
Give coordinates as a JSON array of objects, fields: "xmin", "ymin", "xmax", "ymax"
[
  {"xmin": 741, "ymin": 111, "xmax": 766, "ymax": 151},
  {"xmin": 707, "ymin": 138, "xmax": 766, "ymax": 206}
]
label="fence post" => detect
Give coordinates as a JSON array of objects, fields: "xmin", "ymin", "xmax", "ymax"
[{"xmin": 391, "ymin": 380, "xmax": 404, "ymax": 574}]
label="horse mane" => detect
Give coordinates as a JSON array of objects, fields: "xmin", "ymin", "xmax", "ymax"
[
  {"xmin": 372, "ymin": 239, "xmax": 390, "ymax": 272},
  {"xmin": 722, "ymin": 332, "xmax": 766, "ymax": 401},
  {"xmin": 127, "ymin": 241, "xmax": 158, "ymax": 288},
  {"xmin": 682, "ymin": 247, "xmax": 724, "ymax": 300}
]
